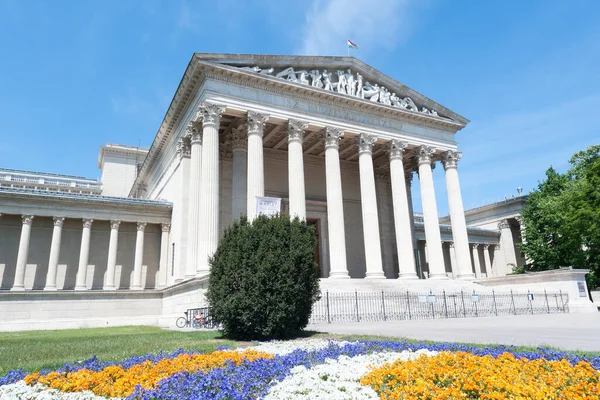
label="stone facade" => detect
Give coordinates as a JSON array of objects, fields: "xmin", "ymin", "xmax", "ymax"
[{"xmin": 0, "ymin": 53, "xmax": 593, "ymax": 330}]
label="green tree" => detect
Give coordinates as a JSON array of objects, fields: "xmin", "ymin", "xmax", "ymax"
[
  {"xmin": 206, "ymin": 215, "xmax": 320, "ymax": 340},
  {"xmin": 520, "ymin": 145, "xmax": 600, "ymax": 289}
]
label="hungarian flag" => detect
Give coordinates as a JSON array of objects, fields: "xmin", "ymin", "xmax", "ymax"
[{"xmin": 347, "ymin": 39, "xmax": 359, "ymax": 51}]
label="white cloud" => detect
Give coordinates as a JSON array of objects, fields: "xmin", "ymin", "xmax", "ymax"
[{"xmin": 297, "ymin": 0, "xmax": 415, "ymax": 56}]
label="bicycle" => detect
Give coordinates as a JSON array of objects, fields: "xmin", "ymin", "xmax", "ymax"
[{"xmin": 175, "ymin": 311, "xmax": 191, "ymax": 328}]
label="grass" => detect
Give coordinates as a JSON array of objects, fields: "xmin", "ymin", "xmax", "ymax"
[
  {"xmin": 0, "ymin": 326, "xmax": 235, "ymax": 374},
  {"xmin": 2, "ymin": 326, "xmax": 600, "ymax": 376}
]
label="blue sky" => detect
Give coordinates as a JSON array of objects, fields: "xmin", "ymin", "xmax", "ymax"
[{"xmin": 0, "ymin": 0, "xmax": 598, "ymax": 215}]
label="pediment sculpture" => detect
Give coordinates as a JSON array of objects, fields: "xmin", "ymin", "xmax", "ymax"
[{"xmin": 238, "ymin": 66, "xmax": 445, "ymax": 118}]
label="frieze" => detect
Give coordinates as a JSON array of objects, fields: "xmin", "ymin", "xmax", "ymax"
[{"xmin": 284, "ymin": 98, "xmax": 403, "ymax": 131}]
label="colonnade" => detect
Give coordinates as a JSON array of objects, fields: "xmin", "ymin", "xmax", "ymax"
[
  {"xmin": 183, "ymin": 101, "xmax": 476, "ymax": 280},
  {"xmin": 5, "ymin": 213, "xmax": 170, "ymax": 291}
]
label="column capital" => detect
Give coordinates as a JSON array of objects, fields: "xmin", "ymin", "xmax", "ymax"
[
  {"xmin": 53, "ymin": 217, "xmax": 65, "ymax": 227},
  {"xmin": 357, "ymin": 133, "xmax": 377, "ymax": 155},
  {"xmin": 230, "ymin": 124, "xmax": 248, "ymax": 152},
  {"xmin": 177, "ymin": 134, "xmax": 192, "ymax": 158},
  {"xmin": 246, "ymin": 111, "xmax": 269, "ymax": 137},
  {"xmin": 137, "ymin": 222, "xmax": 147, "ymax": 232},
  {"xmin": 110, "ymin": 220, "xmax": 121, "ymax": 230},
  {"xmin": 493, "ymin": 244, "xmax": 501, "ymax": 250},
  {"xmin": 287, "ymin": 119, "xmax": 308, "ymax": 143},
  {"xmin": 199, "ymin": 102, "xmax": 226, "ymax": 127},
  {"xmin": 324, "ymin": 127, "xmax": 344, "ymax": 149},
  {"xmin": 82, "ymin": 218, "xmax": 94, "ymax": 228},
  {"xmin": 498, "ymin": 219, "xmax": 510, "ymax": 229},
  {"xmin": 186, "ymin": 121, "xmax": 202, "ymax": 145},
  {"xmin": 21, "ymin": 215, "xmax": 34, "ymax": 225},
  {"xmin": 471, "ymin": 243, "xmax": 480, "ymax": 249},
  {"xmin": 415, "ymin": 145, "xmax": 435, "ymax": 166},
  {"xmin": 442, "ymin": 150, "xmax": 462, "ymax": 170},
  {"xmin": 161, "ymin": 223, "xmax": 171, "ymax": 232},
  {"xmin": 388, "ymin": 139, "xmax": 408, "ymax": 160}
]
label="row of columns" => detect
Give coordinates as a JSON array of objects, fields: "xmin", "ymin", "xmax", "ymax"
[
  {"xmin": 443, "ymin": 241, "xmax": 499, "ymax": 279},
  {"xmin": 8, "ymin": 214, "xmax": 170, "ymax": 291},
  {"xmin": 180, "ymin": 102, "xmax": 475, "ymax": 280}
]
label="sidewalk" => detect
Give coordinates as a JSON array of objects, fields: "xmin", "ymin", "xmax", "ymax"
[{"xmin": 309, "ymin": 312, "xmax": 600, "ymax": 352}]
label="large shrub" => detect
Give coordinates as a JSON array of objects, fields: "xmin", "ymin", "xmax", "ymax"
[{"xmin": 206, "ymin": 215, "xmax": 320, "ymax": 340}]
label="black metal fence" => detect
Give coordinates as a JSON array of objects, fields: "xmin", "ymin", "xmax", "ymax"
[{"xmin": 309, "ymin": 290, "xmax": 569, "ymax": 324}]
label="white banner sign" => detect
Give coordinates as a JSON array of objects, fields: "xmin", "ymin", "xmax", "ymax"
[{"xmin": 256, "ymin": 196, "xmax": 281, "ymax": 217}]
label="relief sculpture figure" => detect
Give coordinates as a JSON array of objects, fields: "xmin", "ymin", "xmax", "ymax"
[{"xmin": 336, "ymin": 70, "xmax": 347, "ymax": 95}]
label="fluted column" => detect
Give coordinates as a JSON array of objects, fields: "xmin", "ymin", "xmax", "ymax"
[
  {"xmin": 442, "ymin": 151, "xmax": 474, "ymax": 279},
  {"xmin": 197, "ymin": 102, "xmax": 225, "ymax": 276},
  {"xmin": 471, "ymin": 244, "xmax": 482, "ymax": 279},
  {"xmin": 324, "ymin": 127, "xmax": 349, "ymax": 278},
  {"xmin": 388, "ymin": 140, "xmax": 417, "ymax": 279},
  {"xmin": 246, "ymin": 111, "xmax": 269, "ymax": 220},
  {"xmin": 231, "ymin": 125, "xmax": 247, "ymax": 221},
  {"xmin": 75, "ymin": 218, "xmax": 93, "ymax": 290},
  {"xmin": 515, "ymin": 215, "xmax": 531, "ymax": 264},
  {"xmin": 11, "ymin": 215, "xmax": 34, "ymax": 291},
  {"xmin": 175, "ymin": 136, "xmax": 191, "ymax": 283},
  {"xmin": 498, "ymin": 219, "xmax": 517, "ymax": 275},
  {"xmin": 357, "ymin": 133, "xmax": 385, "ymax": 279},
  {"xmin": 287, "ymin": 119, "xmax": 308, "ymax": 220},
  {"xmin": 131, "ymin": 222, "xmax": 146, "ymax": 290},
  {"xmin": 186, "ymin": 120, "xmax": 202, "ymax": 278},
  {"xmin": 405, "ymin": 172, "xmax": 418, "ymax": 258},
  {"xmin": 416, "ymin": 146, "xmax": 447, "ymax": 279},
  {"xmin": 44, "ymin": 217, "xmax": 65, "ymax": 290},
  {"xmin": 157, "ymin": 223, "xmax": 170, "ymax": 289},
  {"xmin": 103, "ymin": 220, "xmax": 120, "ymax": 290},
  {"xmin": 483, "ymin": 244, "xmax": 493, "ymax": 277}
]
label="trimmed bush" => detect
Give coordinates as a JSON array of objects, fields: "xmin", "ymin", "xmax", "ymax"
[{"xmin": 206, "ymin": 215, "xmax": 320, "ymax": 340}]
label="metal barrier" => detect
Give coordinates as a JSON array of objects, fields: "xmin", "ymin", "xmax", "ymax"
[
  {"xmin": 309, "ymin": 289, "xmax": 568, "ymax": 324},
  {"xmin": 184, "ymin": 307, "xmax": 212, "ymax": 325}
]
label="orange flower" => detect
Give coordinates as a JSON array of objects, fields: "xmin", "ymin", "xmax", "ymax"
[{"xmin": 361, "ymin": 352, "xmax": 600, "ymax": 400}]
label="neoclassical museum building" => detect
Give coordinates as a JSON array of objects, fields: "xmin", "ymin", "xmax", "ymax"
[{"xmin": 0, "ymin": 54, "xmax": 591, "ymax": 330}]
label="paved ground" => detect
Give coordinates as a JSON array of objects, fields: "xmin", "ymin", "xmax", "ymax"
[{"xmin": 309, "ymin": 312, "xmax": 600, "ymax": 352}]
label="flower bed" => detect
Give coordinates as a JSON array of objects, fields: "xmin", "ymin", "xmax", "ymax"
[{"xmin": 1, "ymin": 339, "xmax": 599, "ymax": 399}]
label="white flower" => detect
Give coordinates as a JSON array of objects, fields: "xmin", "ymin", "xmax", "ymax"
[
  {"xmin": 264, "ymin": 349, "xmax": 437, "ymax": 400},
  {"xmin": 0, "ymin": 381, "xmax": 114, "ymax": 400},
  {"xmin": 244, "ymin": 338, "xmax": 351, "ymax": 355}
]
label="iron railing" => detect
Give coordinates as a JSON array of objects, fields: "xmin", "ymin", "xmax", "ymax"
[{"xmin": 309, "ymin": 289, "xmax": 568, "ymax": 324}]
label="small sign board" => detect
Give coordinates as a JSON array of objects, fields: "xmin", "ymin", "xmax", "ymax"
[
  {"xmin": 427, "ymin": 294, "xmax": 436, "ymax": 304},
  {"xmin": 527, "ymin": 293, "xmax": 534, "ymax": 301},
  {"xmin": 578, "ymin": 281, "xmax": 587, "ymax": 297},
  {"xmin": 418, "ymin": 295, "xmax": 427, "ymax": 303},
  {"xmin": 471, "ymin": 294, "xmax": 480, "ymax": 303},
  {"xmin": 256, "ymin": 196, "xmax": 281, "ymax": 217}
]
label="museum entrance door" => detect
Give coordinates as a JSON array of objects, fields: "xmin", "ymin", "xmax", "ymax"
[{"xmin": 306, "ymin": 218, "xmax": 321, "ymax": 277}]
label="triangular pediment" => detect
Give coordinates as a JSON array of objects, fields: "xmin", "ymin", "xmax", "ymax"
[{"xmin": 194, "ymin": 53, "xmax": 468, "ymax": 125}]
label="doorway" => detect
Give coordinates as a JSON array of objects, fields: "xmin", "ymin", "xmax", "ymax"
[{"xmin": 306, "ymin": 218, "xmax": 321, "ymax": 277}]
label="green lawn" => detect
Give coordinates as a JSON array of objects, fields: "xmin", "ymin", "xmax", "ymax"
[{"xmin": 0, "ymin": 326, "xmax": 236, "ymax": 374}]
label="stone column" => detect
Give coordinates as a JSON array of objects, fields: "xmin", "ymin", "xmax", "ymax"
[
  {"xmin": 448, "ymin": 242, "xmax": 457, "ymax": 279},
  {"xmin": 498, "ymin": 219, "xmax": 517, "ymax": 275},
  {"xmin": 131, "ymin": 222, "xmax": 146, "ymax": 290},
  {"xmin": 231, "ymin": 125, "xmax": 247, "ymax": 221},
  {"xmin": 515, "ymin": 216, "xmax": 531, "ymax": 264},
  {"xmin": 246, "ymin": 111, "xmax": 269, "ymax": 220},
  {"xmin": 74, "ymin": 218, "xmax": 93, "ymax": 290},
  {"xmin": 483, "ymin": 244, "xmax": 493, "ymax": 277},
  {"xmin": 11, "ymin": 215, "xmax": 34, "ymax": 291},
  {"xmin": 175, "ymin": 136, "xmax": 191, "ymax": 283},
  {"xmin": 416, "ymin": 146, "xmax": 447, "ymax": 279},
  {"xmin": 324, "ymin": 127, "xmax": 349, "ymax": 278},
  {"xmin": 287, "ymin": 119, "xmax": 308, "ymax": 220},
  {"xmin": 157, "ymin": 223, "xmax": 170, "ymax": 289},
  {"xmin": 388, "ymin": 140, "xmax": 417, "ymax": 279},
  {"xmin": 197, "ymin": 102, "xmax": 225, "ymax": 276},
  {"xmin": 357, "ymin": 133, "xmax": 385, "ymax": 279},
  {"xmin": 185, "ymin": 120, "xmax": 202, "ymax": 278},
  {"xmin": 44, "ymin": 217, "xmax": 65, "ymax": 291},
  {"xmin": 442, "ymin": 151, "xmax": 474, "ymax": 279},
  {"xmin": 471, "ymin": 244, "xmax": 482, "ymax": 279},
  {"xmin": 103, "ymin": 220, "xmax": 120, "ymax": 290},
  {"xmin": 405, "ymin": 172, "xmax": 418, "ymax": 258}
]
